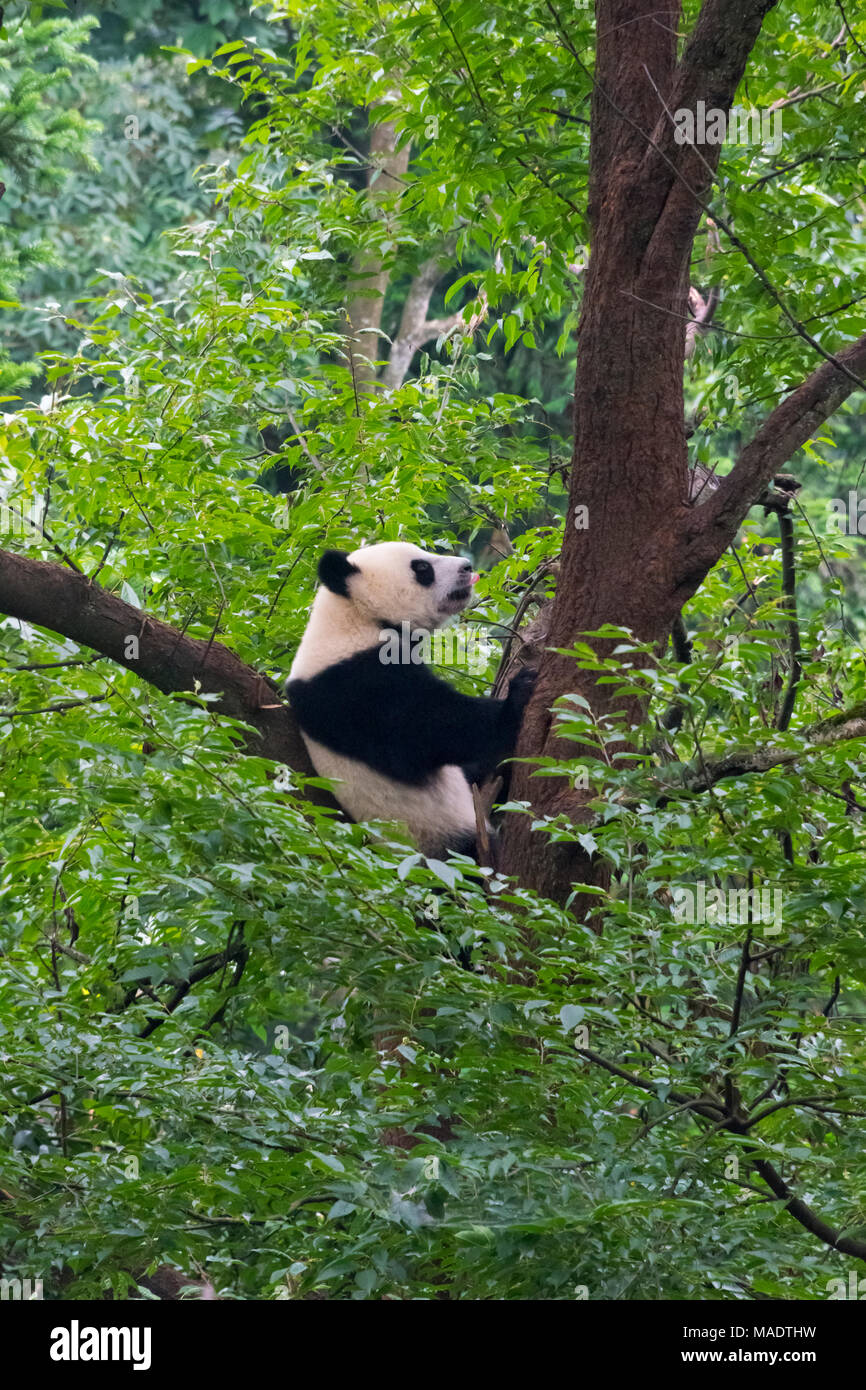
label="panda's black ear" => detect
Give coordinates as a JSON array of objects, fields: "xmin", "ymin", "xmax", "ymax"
[{"xmin": 318, "ymin": 549, "xmax": 359, "ymax": 598}]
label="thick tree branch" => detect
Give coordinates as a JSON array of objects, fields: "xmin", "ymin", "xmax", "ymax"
[
  {"xmin": 639, "ymin": 0, "xmax": 779, "ymax": 273},
  {"xmin": 0, "ymin": 548, "xmax": 326, "ymax": 790},
  {"xmin": 500, "ymin": 1, "xmax": 783, "ymax": 903}
]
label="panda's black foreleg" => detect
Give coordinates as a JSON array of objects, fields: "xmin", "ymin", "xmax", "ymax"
[{"xmin": 419, "ymin": 664, "xmax": 537, "ymax": 782}]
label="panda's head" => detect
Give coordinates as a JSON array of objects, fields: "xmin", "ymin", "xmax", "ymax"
[{"xmin": 318, "ymin": 541, "xmax": 479, "ymax": 630}]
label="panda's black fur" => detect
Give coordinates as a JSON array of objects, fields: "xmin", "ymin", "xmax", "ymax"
[{"xmin": 287, "ymin": 542, "xmax": 535, "ymax": 857}]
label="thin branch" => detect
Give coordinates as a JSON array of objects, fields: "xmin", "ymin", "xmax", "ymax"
[
  {"xmin": 681, "ymin": 330, "xmax": 866, "ymax": 584},
  {"xmin": 729, "ymin": 927, "xmax": 754, "ymax": 1038},
  {"xmin": 823, "ymin": 975, "xmax": 843, "ymax": 1018},
  {"xmin": 655, "ymin": 700, "xmax": 866, "ymax": 799},
  {"xmin": 20, "ymin": 511, "xmax": 83, "ymax": 574},
  {"xmin": 139, "ymin": 934, "xmax": 248, "ymax": 1039},
  {"xmin": 835, "ymin": 0, "xmax": 866, "ymax": 60},
  {"xmin": 746, "ymin": 1094, "xmax": 847, "ymax": 1129},
  {"xmin": 578, "ymin": 1046, "xmax": 866, "ymax": 1262},
  {"xmin": 0, "ymin": 692, "xmax": 110, "ymax": 718},
  {"xmin": 89, "ymin": 513, "xmax": 126, "ymax": 582},
  {"xmin": 746, "ymin": 148, "xmax": 866, "ymax": 192},
  {"xmin": 775, "ymin": 504, "xmax": 802, "ymax": 733},
  {"xmin": 5, "ymin": 654, "xmax": 103, "ymax": 672},
  {"xmin": 684, "ymin": 283, "xmax": 719, "ymax": 359},
  {"xmin": 575, "ymin": 1048, "xmax": 725, "ymax": 1122},
  {"xmin": 286, "ymin": 410, "xmax": 324, "ymax": 474}
]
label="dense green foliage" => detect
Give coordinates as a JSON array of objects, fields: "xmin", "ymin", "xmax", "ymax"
[
  {"xmin": 0, "ymin": 7, "xmax": 98, "ymax": 392},
  {"xmin": 0, "ymin": 0, "xmax": 865, "ymax": 1300}
]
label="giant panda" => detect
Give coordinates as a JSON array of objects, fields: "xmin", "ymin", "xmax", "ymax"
[{"xmin": 286, "ymin": 541, "xmax": 536, "ymax": 857}]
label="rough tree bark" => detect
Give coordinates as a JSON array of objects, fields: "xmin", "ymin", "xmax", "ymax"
[{"xmin": 497, "ymin": 0, "xmax": 866, "ymax": 905}]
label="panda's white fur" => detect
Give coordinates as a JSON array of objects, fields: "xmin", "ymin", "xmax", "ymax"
[
  {"xmin": 300, "ymin": 734, "xmax": 477, "ymax": 854},
  {"xmin": 287, "ymin": 541, "xmax": 534, "ymax": 856}
]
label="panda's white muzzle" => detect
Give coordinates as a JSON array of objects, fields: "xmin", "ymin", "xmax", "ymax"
[{"xmin": 439, "ymin": 570, "xmax": 479, "ymax": 616}]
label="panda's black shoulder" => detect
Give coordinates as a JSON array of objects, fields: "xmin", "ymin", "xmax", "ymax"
[
  {"xmin": 286, "ymin": 647, "xmax": 443, "ymax": 723},
  {"xmin": 287, "ymin": 645, "xmax": 437, "ymax": 702}
]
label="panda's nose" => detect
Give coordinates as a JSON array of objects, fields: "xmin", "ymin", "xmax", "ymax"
[{"xmin": 460, "ymin": 561, "xmax": 472, "ymax": 573}]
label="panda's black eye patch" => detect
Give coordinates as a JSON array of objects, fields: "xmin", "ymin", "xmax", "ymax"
[{"xmin": 410, "ymin": 559, "xmax": 435, "ymax": 587}]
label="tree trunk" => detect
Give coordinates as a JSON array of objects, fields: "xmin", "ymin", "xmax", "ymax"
[{"xmin": 499, "ymin": 0, "xmax": 789, "ymax": 903}]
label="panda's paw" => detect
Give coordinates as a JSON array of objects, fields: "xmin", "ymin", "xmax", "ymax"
[{"xmin": 507, "ymin": 665, "xmax": 538, "ymax": 711}]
